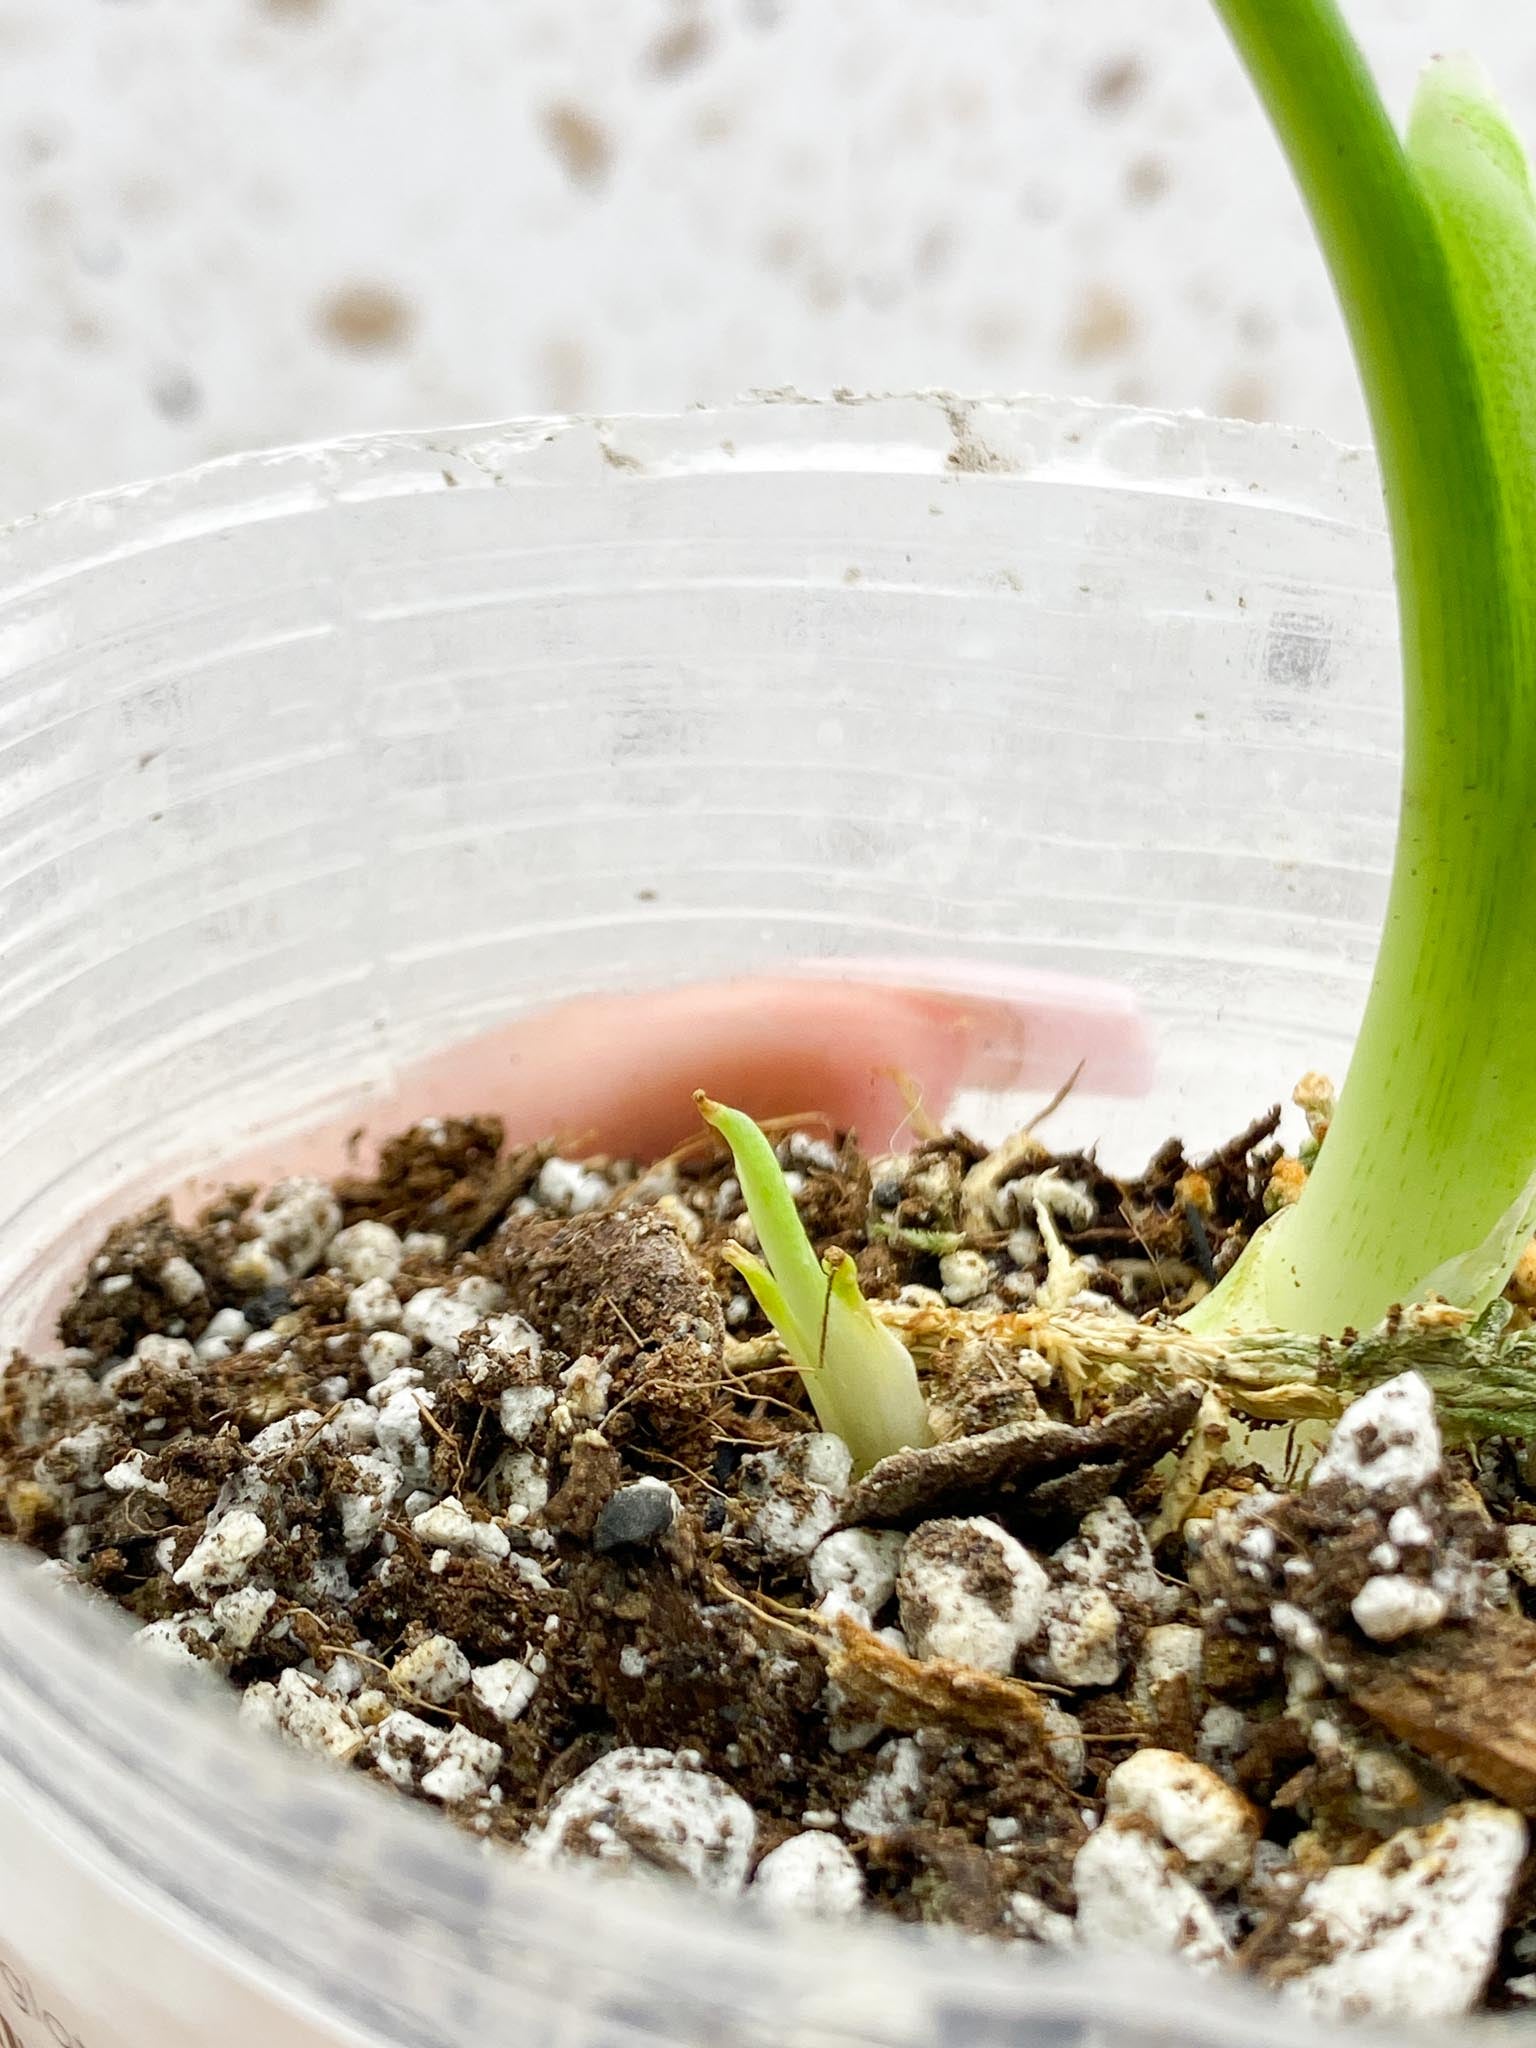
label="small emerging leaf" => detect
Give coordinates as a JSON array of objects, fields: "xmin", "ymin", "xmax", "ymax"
[{"xmin": 699, "ymin": 1092, "xmax": 932, "ymax": 1473}]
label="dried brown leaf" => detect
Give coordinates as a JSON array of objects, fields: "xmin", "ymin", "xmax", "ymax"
[
  {"xmin": 1343, "ymin": 1609, "xmax": 1536, "ymax": 1811},
  {"xmin": 824, "ymin": 1612, "xmax": 1049, "ymax": 1741},
  {"xmin": 842, "ymin": 1384, "xmax": 1203, "ymax": 1528}
]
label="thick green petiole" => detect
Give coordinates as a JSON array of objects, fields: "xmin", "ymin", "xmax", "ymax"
[
  {"xmin": 696, "ymin": 1093, "xmax": 932, "ymax": 1473},
  {"xmin": 1187, "ymin": 3, "xmax": 1536, "ymax": 1337}
]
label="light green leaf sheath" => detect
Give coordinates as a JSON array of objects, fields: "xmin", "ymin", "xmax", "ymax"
[
  {"xmin": 695, "ymin": 1094, "xmax": 933, "ymax": 1472},
  {"xmin": 1187, "ymin": 4, "xmax": 1536, "ymax": 1337}
]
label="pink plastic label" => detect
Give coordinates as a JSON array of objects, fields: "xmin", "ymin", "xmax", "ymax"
[{"xmin": 0, "ymin": 1949, "xmax": 95, "ymax": 2048}]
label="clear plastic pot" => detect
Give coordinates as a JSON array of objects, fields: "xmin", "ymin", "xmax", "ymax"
[{"xmin": 0, "ymin": 394, "xmax": 1425, "ymax": 2047}]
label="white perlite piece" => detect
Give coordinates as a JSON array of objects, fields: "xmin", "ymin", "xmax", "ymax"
[
  {"xmin": 526, "ymin": 1747, "xmax": 756, "ymax": 1894},
  {"xmin": 1006, "ymin": 1222, "xmax": 1043, "ymax": 1270},
  {"xmin": 1350, "ymin": 1574, "xmax": 1448, "ymax": 1643},
  {"xmin": 329, "ymin": 1220, "xmax": 403, "ymax": 1284},
  {"xmin": 1024, "ymin": 1496, "xmax": 1170, "ymax": 1690},
  {"xmin": 103, "ymin": 1450, "xmax": 169, "ymax": 1499},
  {"xmin": 1239, "ymin": 1526, "xmax": 1276, "ymax": 1567},
  {"xmin": 212, "ymin": 1585, "xmax": 275, "ymax": 1653},
  {"xmin": 410, "ymin": 1495, "xmax": 511, "ymax": 1561},
  {"xmin": 797, "ymin": 1434, "xmax": 853, "ymax": 1490},
  {"xmin": 173, "ymin": 1510, "xmax": 269, "ymax": 1597},
  {"xmin": 536, "ymin": 1156, "xmax": 613, "ymax": 1214},
  {"xmin": 1131, "ymin": 1624, "xmax": 1205, "ymax": 1715},
  {"xmin": 1280, "ymin": 1803, "xmax": 1525, "ymax": 2022},
  {"xmin": 347, "ymin": 1278, "xmax": 403, "ymax": 1331},
  {"xmin": 471, "ymin": 1658, "xmax": 540, "ymax": 1724},
  {"xmin": 1029, "ymin": 1582, "xmax": 1122, "ymax": 1689},
  {"xmin": 994, "ymin": 1171, "xmax": 1095, "ymax": 1232},
  {"xmin": 842, "ymin": 1737, "xmax": 926, "ymax": 1834},
  {"xmin": 1104, "ymin": 1749, "xmax": 1259, "ymax": 1888},
  {"xmin": 499, "ymin": 1385, "xmax": 556, "ymax": 1445},
  {"xmin": 815, "ymin": 1586, "xmax": 874, "ymax": 1630},
  {"xmin": 133, "ymin": 1333, "xmax": 198, "ymax": 1372},
  {"xmin": 391, "ymin": 1634, "xmax": 472, "ymax": 1704},
  {"xmin": 822, "ymin": 1673, "xmax": 880, "ymax": 1755},
  {"xmin": 225, "ymin": 1238, "xmax": 289, "ymax": 1293},
  {"xmin": 248, "ymin": 1413, "xmax": 313, "ymax": 1461},
  {"xmin": 421, "ymin": 1728, "xmax": 504, "ymax": 1805},
  {"xmin": 323, "ymin": 1399, "xmax": 378, "ymax": 1452},
  {"xmin": 338, "ymin": 1453, "xmax": 401, "ymax": 1552},
  {"xmin": 897, "ymin": 1517, "xmax": 1047, "ymax": 1673},
  {"xmin": 401, "ymin": 1280, "xmax": 507, "ymax": 1354},
  {"xmin": 785, "ymin": 1132, "xmax": 839, "ymax": 1173},
  {"xmin": 455, "ymin": 1274, "xmax": 506, "ymax": 1317},
  {"xmin": 370, "ymin": 1363, "xmax": 425, "ymax": 1404},
  {"xmin": 938, "ymin": 1248, "xmax": 992, "ymax": 1305},
  {"xmin": 370, "ymin": 1710, "xmax": 504, "ymax": 1804},
  {"xmin": 810, "ymin": 1529, "xmax": 905, "ymax": 1625},
  {"xmin": 1007, "ymin": 1891, "xmax": 1077, "ymax": 1948},
  {"xmin": 1057, "ymin": 1497, "xmax": 1177, "ymax": 1621},
  {"xmin": 1073, "ymin": 1815, "xmax": 1232, "ymax": 1972},
  {"xmin": 401, "ymin": 1230, "xmax": 448, "ymax": 1260},
  {"xmin": 741, "ymin": 1433, "xmax": 854, "ymax": 1561},
  {"xmin": 196, "ymin": 1308, "xmax": 251, "ymax": 1362},
  {"xmin": 1508, "ymin": 1525, "xmax": 1536, "ymax": 1587},
  {"xmin": 247, "ymin": 1177, "xmax": 342, "ymax": 1279},
  {"xmin": 361, "ymin": 1330, "xmax": 414, "ymax": 1384},
  {"xmin": 472, "ymin": 1313, "xmax": 543, "ymax": 1365},
  {"xmin": 158, "ymin": 1255, "xmax": 206, "ymax": 1306},
  {"xmin": 307, "ymin": 1555, "xmax": 354, "ymax": 1607},
  {"xmin": 317, "ymin": 1654, "xmax": 365, "ymax": 1698},
  {"xmin": 374, "ymin": 1390, "xmax": 433, "ymax": 1484},
  {"xmin": 1040, "ymin": 1699, "xmax": 1087, "ymax": 1786},
  {"xmin": 1311, "ymin": 1372, "xmax": 1441, "ymax": 1496},
  {"xmin": 242, "ymin": 1669, "xmax": 367, "ymax": 1765},
  {"xmin": 135, "ymin": 1615, "xmax": 223, "ymax": 1671},
  {"xmin": 752, "ymin": 1833, "xmax": 865, "ymax": 1917},
  {"xmin": 1388, "ymin": 1504, "xmax": 1433, "ymax": 1549},
  {"xmin": 490, "ymin": 1451, "xmax": 549, "ymax": 1525},
  {"xmin": 1270, "ymin": 1601, "xmax": 1327, "ymax": 1661},
  {"xmin": 400, "ymin": 1286, "xmax": 477, "ymax": 1353}
]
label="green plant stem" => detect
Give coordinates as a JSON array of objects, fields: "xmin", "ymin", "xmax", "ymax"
[{"xmin": 1188, "ymin": 1, "xmax": 1536, "ymax": 1335}]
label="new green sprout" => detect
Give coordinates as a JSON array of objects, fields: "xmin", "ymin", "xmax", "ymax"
[
  {"xmin": 695, "ymin": 1094, "xmax": 932, "ymax": 1473},
  {"xmin": 1188, "ymin": 0, "xmax": 1536, "ymax": 1337}
]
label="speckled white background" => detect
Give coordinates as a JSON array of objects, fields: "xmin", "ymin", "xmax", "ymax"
[{"xmin": 0, "ymin": 0, "xmax": 1527, "ymax": 520}]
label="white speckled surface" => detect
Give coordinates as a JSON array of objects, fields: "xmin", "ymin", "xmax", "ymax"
[{"xmin": 0, "ymin": 0, "xmax": 1527, "ymax": 518}]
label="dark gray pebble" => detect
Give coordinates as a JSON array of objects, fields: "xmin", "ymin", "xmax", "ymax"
[
  {"xmin": 243, "ymin": 1286, "xmax": 295, "ymax": 1329},
  {"xmin": 594, "ymin": 1481, "xmax": 677, "ymax": 1553}
]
